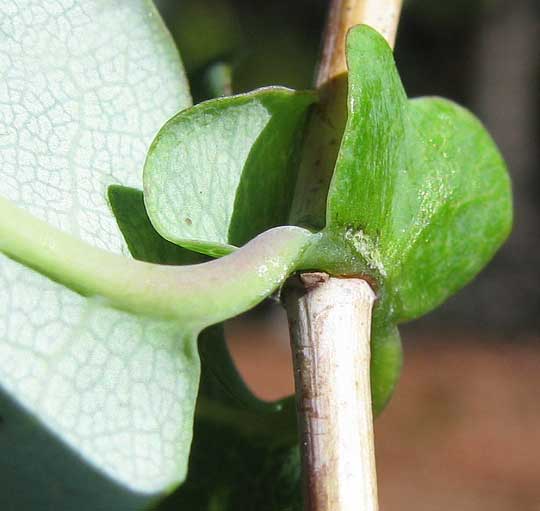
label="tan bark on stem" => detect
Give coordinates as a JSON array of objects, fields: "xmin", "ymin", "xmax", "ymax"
[
  {"xmin": 317, "ymin": 0, "xmax": 402, "ymax": 87},
  {"xmin": 285, "ymin": 274, "xmax": 377, "ymax": 511}
]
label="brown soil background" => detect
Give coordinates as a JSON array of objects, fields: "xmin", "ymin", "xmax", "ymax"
[{"xmin": 227, "ymin": 316, "xmax": 540, "ymax": 511}]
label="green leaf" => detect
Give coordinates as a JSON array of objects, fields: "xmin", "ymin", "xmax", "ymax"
[
  {"xmin": 0, "ymin": 1, "xmax": 196, "ymax": 508},
  {"xmin": 326, "ymin": 25, "xmax": 512, "ymax": 321},
  {"xmin": 300, "ymin": 25, "xmax": 512, "ymax": 414},
  {"xmin": 0, "ymin": 318, "xmax": 199, "ymax": 510},
  {"xmin": 155, "ymin": 326, "xmax": 302, "ymax": 511},
  {"xmin": 370, "ymin": 313, "xmax": 402, "ymax": 415},
  {"xmin": 195, "ymin": 326, "xmax": 297, "ymax": 444},
  {"xmin": 387, "ymin": 97, "xmax": 512, "ymax": 321},
  {"xmin": 108, "ymin": 185, "xmax": 206, "ymax": 266},
  {"xmin": 143, "ymin": 87, "xmax": 315, "ymax": 257}
]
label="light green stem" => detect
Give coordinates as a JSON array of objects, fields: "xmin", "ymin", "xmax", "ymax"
[{"xmin": 0, "ymin": 197, "xmax": 312, "ymax": 328}]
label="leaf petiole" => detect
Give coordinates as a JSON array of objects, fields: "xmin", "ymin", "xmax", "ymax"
[{"xmin": 0, "ymin": 196, "xmax": 313, "ymax": 329}]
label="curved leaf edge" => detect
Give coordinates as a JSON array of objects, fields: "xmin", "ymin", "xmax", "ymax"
[
  {"xmin": 143, "ymin": 85, "xmax": 317, "ymax": 257},
  {"xmin": 319, "ymin": 25, "xmax": 512, "ymax": 323}
]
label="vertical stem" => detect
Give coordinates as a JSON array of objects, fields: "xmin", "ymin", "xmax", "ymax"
[
  {"xmin": 316, "ymin": 0, "xmax": 402, "ymax": 88},
  {"xmin": 286, "ymin": 2, "xmax": 403, "ymax": 510},
  {"xmin": 285, "ymin": 274, "xmax": 377, "ymax": 511}
]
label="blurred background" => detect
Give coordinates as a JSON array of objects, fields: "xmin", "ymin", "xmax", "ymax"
[{"xmin": 156, "ymin": 1, "xmax": 539, "ymax": 509}]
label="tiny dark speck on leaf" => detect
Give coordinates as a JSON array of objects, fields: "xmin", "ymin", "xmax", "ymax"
[{"xmin": 184, "ymin": 217, "xmax": 192, "ymax": 225}]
